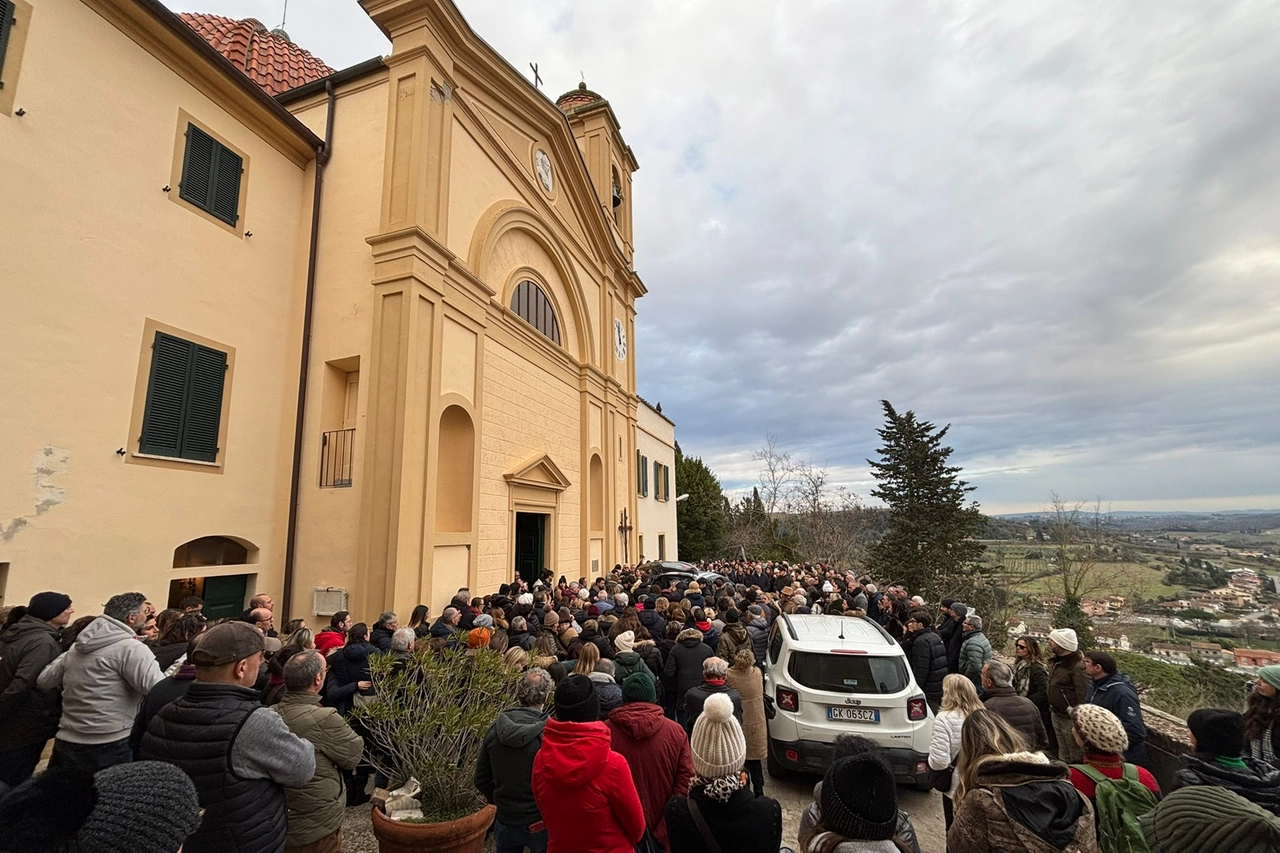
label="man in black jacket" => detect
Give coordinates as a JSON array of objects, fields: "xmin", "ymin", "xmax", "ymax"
[
  {"xmin": 475, "ymin": 668, "xmax": 553, "ymax": 853},
  {"xmin": 1085, "ymin": 650, "xmax": 1149, "ymax": 766},
  {"xmin": 0, "ymin": 591, "xmax": 73, "ymax": 786},
  {"xmin": 682, "ymin": 657, "xmax": 743, "ymax": 736},
  {"xmin": 902, "ymin": 610, "xmax": 946, "ymax": 710},
  {"xmin": 937, "ymin": 601, "xmax": 967, "ymax": 674}
]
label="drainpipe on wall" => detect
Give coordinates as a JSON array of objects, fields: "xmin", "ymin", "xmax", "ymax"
[{"xmin": 282, "ymin": 81, "xmax": 337, "ymax": 621}]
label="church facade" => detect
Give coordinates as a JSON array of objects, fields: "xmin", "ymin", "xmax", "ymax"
[{"xmin": 0, "ymin": 0, "xmax": 666, "ymax": 620}]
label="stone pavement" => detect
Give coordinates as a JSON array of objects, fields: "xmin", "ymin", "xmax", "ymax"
[{"xmin": 341, "ymin": 772, "xmax": 948, "ymax": 853}]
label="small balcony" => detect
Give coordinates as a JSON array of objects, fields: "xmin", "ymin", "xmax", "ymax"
[{"xmin": 320, "ymin": 428, "xmax": 355, "ymax": 488}]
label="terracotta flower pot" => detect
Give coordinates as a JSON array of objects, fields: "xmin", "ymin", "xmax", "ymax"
[{"xmin": 369, "ymin": 802, "xmax": 497, "ymax": 853}]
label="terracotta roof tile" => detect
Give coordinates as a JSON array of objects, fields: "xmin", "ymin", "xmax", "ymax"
[
  {"xmin": 555, "ymin": 82, "xmax": 606, "ymax": 113},
  {"xmin": 179, "ymin": 12, "xmax": 335, "ymax": 97}
]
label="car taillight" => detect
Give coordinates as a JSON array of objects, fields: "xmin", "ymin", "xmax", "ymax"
[
  {"xmin": 907, "ymin": 698, "xmax": 927, "ymax": 721},
  {"xmin": 777, "ymin": 687, "xmax": 799, "ymax": 712}
]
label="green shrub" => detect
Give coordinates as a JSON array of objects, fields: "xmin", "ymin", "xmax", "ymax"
[{"xmin": 1113, "ymin": 651, "xmax": 1249, "ymax": 718}]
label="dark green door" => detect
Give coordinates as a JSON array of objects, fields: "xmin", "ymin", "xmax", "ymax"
[
  {"xmin": 202, "ymin": 574, "xmax": 248, "ymax": 620},
  {"xmin": 514, "ymin": 513, "xmax": 546, "ymax": 586}
]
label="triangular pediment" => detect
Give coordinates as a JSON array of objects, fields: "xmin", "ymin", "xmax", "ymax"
[{"xmin": 504, "ymin": 454, "xmax": 571, "ymax": 491}]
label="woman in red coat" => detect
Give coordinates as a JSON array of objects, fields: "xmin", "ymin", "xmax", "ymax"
[{"xmin": 534, "ymin": 674, "xmax": 646, "ymax": 853}]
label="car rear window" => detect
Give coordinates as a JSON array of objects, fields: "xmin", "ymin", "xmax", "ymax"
[{"xmin": 787, "ymin": 651, "xmax": 909, "ymax": 694}]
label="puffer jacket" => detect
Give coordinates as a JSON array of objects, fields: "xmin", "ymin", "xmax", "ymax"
[
  {"xmin": 959, "ymin": 630, "xmax": 994, "ymax": 686},
  {"xmin": 1086, "ymin": 673, "xmax": 1146, "ymax": 751},
  {"xmin": 532, "ymin": 717, "xmax": 645, "ymax": 852},
  {"xmin": 607, "ymin": 701, "xmax": 693, "ymax": 850},
  {"xmin": 1172, "ymin": 753, "xmax": 1280, "ymax": 816},
  {"xmin": 36, "ymin": 614, "xmax": 164, "ymax": 744},
  {"xmin": 474, "ymin": 705, "xmax": 548, "ymax": 825},
  {"xmin": 947, "ymin": 752, "xmax": 1096, "ymax": 853},
  {"xmin": 746, "ymin": 616, "xmax": 770, "ymax": 664},
  {"xmin": 508, "ymin": 628, "xmax": 536, "ymax": 651},
  {"xmin": 929, "ymin": 709, "xmax": 967, "ymax": 797},
  {"xmin": 0, "ymin": 615, "xmax": 64, "ymax": 747},
  {"xmin": 663, "ymin": 636, "xmax": 713, "ymax": 704},
  {"xmin": 798, "ymin": 780, "xmax": 922, "ymax": 853},
  {"xmin": 271, "ymin": 691, "xmax": 365, "ymax": 846},
  {"xmin": 984, "ymin": 685, "xmax": 1049, "ymax": 750},
  {"xmin": 323, "ymin": 641, "xmax": 375, "ymax": 716},
  {"xmin": 638, "ymin": 609, "xmax": 667, "ymax": 643},
  {"xmin": 1047, "ymin": 652, "xmax": 1089, "ymax": 714},
  {"xmin": 717, "ymin": 623, "xmax": 752, "ymax": 661},
  {"xmin": 902, "ymin": 627, "xmax": 947, "ymax": 701},
  {"xmin": 589, "ymin": 672, "xmax": 624, "ymax": 718},
  {"xmin": 613, "ymin": 650, "xmax": 656, "ymax": 686}
]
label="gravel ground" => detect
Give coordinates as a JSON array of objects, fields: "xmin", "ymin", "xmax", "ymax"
[{"xmin": 341, "ymin": 774, "xmax": 947, "ymax": 853}]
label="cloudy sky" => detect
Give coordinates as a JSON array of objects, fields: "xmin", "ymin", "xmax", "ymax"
[{"xmin": 166, "ymin": 0, "xmax": 1280, "ymax": 514}]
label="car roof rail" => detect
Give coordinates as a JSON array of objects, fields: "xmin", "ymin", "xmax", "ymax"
[
  {"xmin": 858, "ymin": 614, "xmax": 896, "ymax": 644},
  {"xmin": 781, "ymin": 612, "xmax": 798, "ymax": 640}
]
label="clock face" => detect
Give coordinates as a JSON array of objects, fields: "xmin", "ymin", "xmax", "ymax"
[
  {"xmin": 614, "ymin": 318, "xmax": 627, "ymax": 360},
  {"xmin": 534, "ymin": 150, "xmax": 553, "ymax": 193}
]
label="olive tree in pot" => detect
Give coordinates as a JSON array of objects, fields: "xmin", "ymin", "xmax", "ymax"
[{"xmin": 353, "ymin": 641, "xmax": 522, "ymax": 853}]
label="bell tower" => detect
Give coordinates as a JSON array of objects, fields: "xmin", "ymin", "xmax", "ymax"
[{"xmin": 555, "ymin": 82, "xmax": 638, "ymax": 265}]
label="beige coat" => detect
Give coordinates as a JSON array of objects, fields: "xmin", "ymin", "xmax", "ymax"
[{"xmin": 725, "ymin": 664, "xmax": 767, "ymax": 760}]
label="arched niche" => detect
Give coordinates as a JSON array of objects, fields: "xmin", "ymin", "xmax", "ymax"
[
  {"xmin": 436, "ymin": 404, "xmax": 476, "ymax": 532},
  {"xmin": 172, "ymin": 535, "xmax": 259, "ymax": 568},
  {"xmin": 589, "ymin": 453, "xmax": 604, "ymax": 532}
]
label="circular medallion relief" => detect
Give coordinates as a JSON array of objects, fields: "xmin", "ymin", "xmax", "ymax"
[{"xmin": 535, "ymin": 150, "xmax": 553, "ymax": 193}]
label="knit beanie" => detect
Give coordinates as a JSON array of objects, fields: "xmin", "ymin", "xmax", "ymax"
[
  {"xmin": 951, "ymin": 603, "xmax": 968, "ymax": 621},
  {"xmin": 1049, "ymin": 628, "xmax": 1079, "ymax": 652},
  {"xmin": 615, "ymin": 630, "xmax": 636, "ymax": 653},
  {"xmin": 27, "ymin": 591, "xmax": 72, "ymax": 621},
  {"xmin": 941, "ymin": 598, "xmax": 956, "ymax": 609},
  {"xmin": 725, "ymin": 609, "xmax": 740, "ymax": 625},
  {"xmin": 1072, "ymin": 704, "xmax": 1129, "ymax": 755},
  {"xmin": 1141, "ymin": 786, "xmax": 1280, "ymax": 853},
  {"xmin": 1259, "ymin": 665, "xmax": 1280, "ymax": 691},
  {"xmin": 690, "ymin": 693, "xmax": 746, "ymax": 778},
  {"xmin": 555, "ymin": 674, "xmax": 599, "ymax": 723},
  {"xmin": 518, "ymin": 593, "xmax": 534, "ymax": 606},
  {"xmin": 621, "ymin": 671, "xmax": 657, "ymax": 704},
  {"xmin": 467, "ymin": 627, "xmax": 493, "ymax": 648},
  {"xmin": 543, "ymin": 610, "xmax": 560, "ymax": 629},
  {"xmin": 474, "ymin": 613, "xmax": 495, "ymax": 629},
  {"xmin": 1188, "ymin": 708, "xmax": 1245, "ymax": 757},
  {"xmin": 820, "ymin": 754, "xmax": 898, "ymax": 841}
]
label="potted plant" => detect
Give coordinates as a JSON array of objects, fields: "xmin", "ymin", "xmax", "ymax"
[{"xmin": 353, "ymin": 639, "xmax": 522, "ymax": 853}]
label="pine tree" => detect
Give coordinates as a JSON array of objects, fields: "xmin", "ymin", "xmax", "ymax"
[
  {"xmin": 675, "ymin": 443, "xmax": 726, "ymax": 560},
  {"xmin": 867, "ymin": 400, "xmax": 985, "ymax": 600}
]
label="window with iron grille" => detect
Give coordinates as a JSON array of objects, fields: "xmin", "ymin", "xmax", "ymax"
[
  {"xmin": 179, "ymin": 123, "xmax": 243, "ymax": 226},
  {"xmin": 510, "ymin": 280, "xmax": 561, "ymax": 345},
  {"xmin": 139, "ymin": 331, "xmax": 227, "ymax": 463}
]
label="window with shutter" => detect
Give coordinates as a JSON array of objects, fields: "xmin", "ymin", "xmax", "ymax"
[
  {"xmin": 139, "ymin": 331, "xmax": 227, "ymax": 463},
  {"xmin": 0, "ymin": 0, "xmax": 15, "ymax": 90},
  {"xmin": 636, "ymin": 449, "xmax": 642, "ymax": 495},
  {"xmin": 654, "ymin": 461, "xmax": 661, "ymax": 501},
  {"xmin": 663, "ymin": 464, "xmax": 671, "ymax": 501},
  {"xmin": 179, "ymin": 123, "xmax": 242, "ymax": 226}
]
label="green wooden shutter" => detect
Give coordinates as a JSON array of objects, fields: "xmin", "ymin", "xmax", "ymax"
[
  {"xmin": 654, "ymin": 461, "xmax": 660, "ymax": 500},
  {"xmin": 181, "ymin": 345, "xmax": 227, "ymax": 462},
  {"xmin": 209, "ymin": 143, "xmax": 243, "ymax": 225},
  {"xmin": 636, "ymin": 449, "xmax": 642, "ymax": 494},
  {"xmin": 139, "ymin": 332, "xmax": 194, "ymax": 457},
  {"xmin": 0, "ymin": 0, "xmax": 15, "ymax": 91},
  {"xmin": 663, "ymin": 464, "xmax": 670, "ymax": 501},
  {"xmin": 179, "ymin": 124, "xmax": 215, "ymax": 213}
]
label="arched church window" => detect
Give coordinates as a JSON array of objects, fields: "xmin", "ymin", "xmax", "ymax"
[{"xmin": 511, "ymin": 280, "xmax": 561, "ymax": 346}]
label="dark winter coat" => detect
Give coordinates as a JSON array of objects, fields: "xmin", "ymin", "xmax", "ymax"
[
  {"xmin": 695, "ymin": 623, "xmax": 721, "ymax": 654},
  {"xmin": 683, "ymin": 682, "xmax": 744, "ymax": 736},
  {"xmin": 939, "ymin": 615, "xmax": 964, "ymax": 674},
  {"xmin": 1171, "ymin": 754, "xmax": 1280, "ymax": 816},
  {"xmin": 984, "ymin": 685, "xmax": 1049, "ymax": 750},
  {"xmin": 152, "ymin": 640, "xmax": 190, "ymax": 673},
  {"xmin": 474, "ymin": 705, "xmax": 549, "ymax": 825},
  {"xmin": 947, "ymin": 753, "xmax": 1096, "ymax": 853},
  {"xmin": 717, "ymin": 624, "xmax": 752, "ymax": 662},
  {"xmin": 746, "ymin": 617, "xmax": 770, "ymax": 665},
  {"xmin": 508, "ymin": 629, "xmax": 536, "ymax": 651},
  {"xmin": 581, "ymin": 626, "xmax": 616, "ymax": 660},
  {"xmin": 130, "ymin": 664, "xmax": 196, "ymax": 755},
  {"xmin": 1086, "ymin": 673, "xmax": 1147, "ymax": 753},
  {"xmin": 666, "ymin": 785, "xmax": 783, "ymax": 853},
  {"xmin": 533, "ymin": 718, "xmax": 645, "ymax": 853},
  {"xmin": 635, "ymin": 641, "xmax": 666, "ymax": 692},
  {"xmin": 1047, "ymin": 651, "xmax": 1089, "ymax": 714},
  {"xmin": 607, "ymin": 701, "xmax": 694, "ymax": 850},
  {"xmin": 589, "ymin": 672, "xmax": 625, "ymax": 718},
  {"xmin": 323, "ymin": 641, "xmax": 375, "ymax": 716},
  {"xmin": 429, "ymin": 617, "xmax": 457, "ymax": 639},
  {"xmin": 369, "ymin": 626, "xmax": 395, "ymax": 651},
  {"xmin": 663, "ymin": 636, "xmax": 714, "ymax": 704},
  {"xmin": 638, "ymin": 609, "xmax": 667, "ymax": 643},
  {"xmin": 0, "ymin": 615, "xmax": 64, "ymax": 748},
  {"xmin": 613, "ymin": 650, "xmax": 656, "ymax": 686},
  {"xmin": 903, "ymin": 627, "xmax": 947, "ymax": 701}
]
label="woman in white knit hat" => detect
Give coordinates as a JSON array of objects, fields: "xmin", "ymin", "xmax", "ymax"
[{"xmin": 665, "ymin": 693, "xmax": 782, "ymax": 853}]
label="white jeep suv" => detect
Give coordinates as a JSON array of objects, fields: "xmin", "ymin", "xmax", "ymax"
[{"xmin": 763, "ymin": 613, "xmax": 934, "ymax": 786}]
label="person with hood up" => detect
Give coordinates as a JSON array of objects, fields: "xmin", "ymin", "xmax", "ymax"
[
  {"xmin": 938, "ymin": 601, "xmax": 967, "ymax": 674},
  {"xmin": 901, "ymin": 610, "xmax": 946, "ymax": 710},
  {"xmin": 37, "ymin": 591, "xmax": 164, "ymax": 774},
  {"xmin": 664, "ymin": 627, "xmax": 714, "ymax": 728},
  {"xmin": 606, "ymin": 671, "xmax": 694, "ymax": 852},
  {"xmin": 717, "ymin": 610, "xmax": 752, "ymax": 661},
  {"xmin": 665, "ymin": 693, "xmax": 783, "ymax": 853},
  {"xmin": 0, "ymin": 590, "xmax": 74, "ymax": 786},
  {"xmin": 1083, "ymin": 651, "xmax": 1148, "ymax": 766},
  {"xmin": 947, "ymin": 709, "xmax": 1097, "ymax": 853},
  {"xmin": 958, "ymin": 615, "xmax": 994, "ymax": 692},
  {"xmin": 533, "ymin": 674, "xmax": 645, "ymax": 853},
  {"xmin": 1139, "ymin": 785, "xmax": 1280, "ymax": 853},
  {"xmin": 1047, "ymin": 628, "xmax": 1090, "ymax": 763},
  {"xmin": 476, "ymin": 668, "xmax": 554, "ymax": 853},
  {"xmin": 638, "ymin": 599, "xmax": 667, "ymax": 646},
  {"xmin": 1171, "ymin": 708, "xmax": 1280, "ymax": 816}
]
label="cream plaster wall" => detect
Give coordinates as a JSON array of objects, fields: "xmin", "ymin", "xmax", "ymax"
[
  {"xmin": 636, "ymin": 402, "xmax": 678, "ymax": 562},
  {"xmin": 0, "ymin": 0, "xmax": 311, "ymax": 609}
]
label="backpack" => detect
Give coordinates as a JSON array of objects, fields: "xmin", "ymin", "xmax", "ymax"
[{"xmin": 1072, "ymin": 763, "xmax": 1157, "ymax": 853}]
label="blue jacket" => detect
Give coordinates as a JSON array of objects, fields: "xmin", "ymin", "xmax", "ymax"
[{"xmin": 1087, "ymin": 672, "xmax": 1147, "ymax": 748}]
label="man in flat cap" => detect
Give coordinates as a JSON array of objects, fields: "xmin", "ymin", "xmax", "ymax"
[{"xmin": 141, "ymin": 621, "xmax": 315, "ymax": 853}]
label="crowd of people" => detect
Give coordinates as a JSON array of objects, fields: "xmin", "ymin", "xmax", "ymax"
[{"xmin": 2, "ymin": 560, "xmax": 1280, "ymax": 853}]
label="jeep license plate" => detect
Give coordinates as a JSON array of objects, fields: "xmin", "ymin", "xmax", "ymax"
[{"xmin": 827, "ymin": 707, "xmax": 880, "ymax": 723}]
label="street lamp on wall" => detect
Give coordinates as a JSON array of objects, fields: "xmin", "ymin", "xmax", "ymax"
[{"xmin": 675, "ymin": 494, "xmax": 690, "ymax": 502}]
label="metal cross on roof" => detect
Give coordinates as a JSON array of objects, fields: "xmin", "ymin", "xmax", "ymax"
[{"xmin": 529, "ymin": 62, "xmax": 542, "ymax": 90}]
